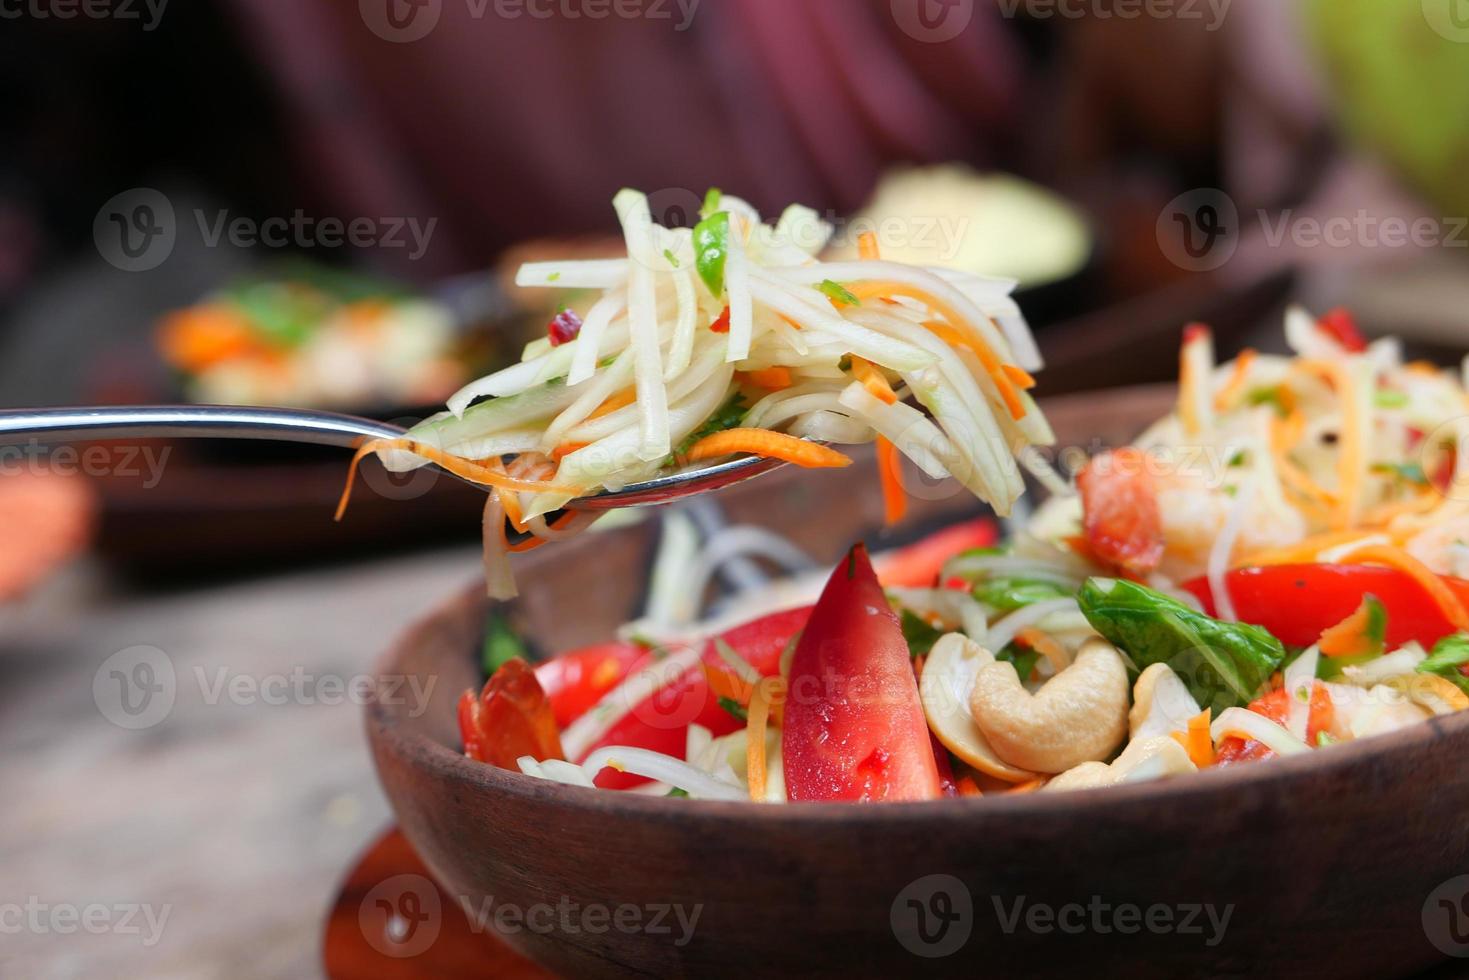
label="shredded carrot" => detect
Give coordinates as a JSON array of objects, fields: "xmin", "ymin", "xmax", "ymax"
[
  {"xmin": 1169, "ymin": 709, "xmax": 1215, "ymax": 768},
  {"xmin": 1178, "ymin": 324, "xmax": 1212, "ymax": 437},
  {"xmin": 850, "ymin": 355, "xmax": 897, "ymax": 405},
  {"xmin": 1001, "ymin": 363, "xmax": 1037, "ymax": 390},
  {"xmin": 496, "ymin": 485, "xmax": 530, "ymax": 533},
  {"xmin": 1238, "ymin": 529, "xmax": 1375, "ymax": 567},
  {"xmin": 1361, "ymin": 489, "xmax": 1442, "ymax": 527},
  {"xmin": 956, "ymin": 776, "xmax": 982, "ymax": 798},
  {"xmin": 876, "ymin": 436, "xmax": 907, "ymax": 526},
  {"xmin": 506, "ymin": 511, "xmax": 586, "ymax": 553},
  {"xmin": 685, "ymin": 428, "xmax": 852, "ymax": 469},
  {"xmin": 857, "ymin": 231, "xmax": 880, "ymax": 261},
  {"xmin": 336, "ymin": 438, "xmax": 577, "ymax": 521},
  {"xmin": 701, "ymin": 661, "xmax": 783, "ymax": 724},
  {"xmin": 1337, "ymin": 544, "xmax": 1469, "ymax": 631},
  {"xmin": 843, "ymin": 279, "xmax": 1029, "ymax": 421},
  {"xmin": 740, "ymin": 367, "xmax": 793, "ymax": 391},
  {"xmin": 920, "ymin": 318, "xmax": 1027, "ymax": 420},
  {"xmin": 588, "ymin": 387, "xmax": 637, "ymax": 419},
  {"xmin": 1213, "ymin": 348, "xmax": 1258, "ymax": 412},
  {"xmin": 746, "ymin": 678, "xmax": 777, "ymax": 801},
  {"xmin": 552, "ymin": 442, "xmax": 590, "ymax": 461},
  {"xmin": 1268, "ymin": 410, "xmax": 1340, "ymax": 519}
]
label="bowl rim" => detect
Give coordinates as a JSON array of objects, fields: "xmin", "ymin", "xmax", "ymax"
[{"xmin": 369, "ymin": 587, "xmax": 1469, "ymax": 826}]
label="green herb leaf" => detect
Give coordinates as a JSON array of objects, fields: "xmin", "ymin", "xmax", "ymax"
[
  {"xmin": 547, "ymin": 271, "xmax": 561, "ymax": 282},
  {"xmin": 717, "ymin": 696, "xmax": 748, "ymax": 722},
  {"xmin": 693, "ymin": 210, "xmax": 730, "ymax": 298},
  {"xmin": 481, "ymin": 613, "xmax": 529, "ymax": 676},
  {"xmin": 666, "ymin": 787, "xmax": 690, "ymax": 798},
  {"xmin": 662, "ymin": 248, "xmax": 680, "ymax": 269},
  {"xmin": 1078, "ymin": 577, "xmax": 1286, "ymax": 710},
  {"xmin": 900, "ymin": 609, "xmax": 944, "ymax": 658},
  {"xmin": 1247, "ymin": 387, "xmax": 1288, "ymax": 417},
  {"xmin": 972, "ymin": 577, "xmax": 1071, "ymax": 614},
  {"xmin": 1418, "ymin": 633, "xmax": 1469, "ymax": 695},
  {"xmin": 817, "ymin": 280, "xmax": 860, "ymax": 307},
  {"xmin": 996, "ymin": 645, "xmax": 1040, "ymax": 684}
]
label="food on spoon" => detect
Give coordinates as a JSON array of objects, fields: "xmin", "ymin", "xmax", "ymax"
[
  {"xmin": 343, "ymin": 188, "xmax": 1055, "ymax": 598},
  {"xmin": 452, "ymin": 307, "xmax": 1469, "ymax": 801}
]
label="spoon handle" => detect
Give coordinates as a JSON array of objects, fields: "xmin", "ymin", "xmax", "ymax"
[{"xmin": 0, "ymin": 406, "xmax": 406, "ymax": 449}]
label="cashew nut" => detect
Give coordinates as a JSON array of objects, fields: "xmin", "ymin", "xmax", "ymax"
[
  {"xmin": 1044, "ymin": 736, "xmax": 1197, "ymax": 793},
  {"xmin": 969, "ymin": 637, "xmax": 1130, "ymax": 773},
  {"xmin": 919, "ymin": 633, "xmax": 1037, "ymax": 783},
  {"xmin": 1129, "ymin": 663, "xmax": 1202, "ymax": 741}
]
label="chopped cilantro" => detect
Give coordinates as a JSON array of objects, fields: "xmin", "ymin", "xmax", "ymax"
[
  {"xmin": 899, "ymin": 609, "xmax": 943, "ymax": 658},
  {"xmin": 666, "ymin": 787, "xmax": 690, "ymax": 798},
  {"xmin": 718, "ymin": 697, "xmax": 748, "ymax": 722},
  {"xmin": 663, "ymin": 248, "xmax": 680, "ymax": 268},
  {"xmin": 1372, "ymin": 462, "xmax": 1429, "ymax": 486},
  {"xmin": 547, "ymin": 272, "xmax": 561, "ymax": 282},
  {"xmin": 1374, "ymin": 389, "xmax": 1409, "ymax": 409},
  {"xmin": 481, "ymin": 613, "xmax": 528, "ymax": 676},
  {"xmin": 668, "ymin": 393, "xmax": 747, "ymax": 464}
]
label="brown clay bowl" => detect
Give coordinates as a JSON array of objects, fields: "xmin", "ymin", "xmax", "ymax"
[{"xmin": 366, "ymin": 386, "xmax": 1469, "ymax": 978}]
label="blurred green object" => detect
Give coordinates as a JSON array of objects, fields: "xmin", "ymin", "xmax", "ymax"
[{"xmin": 1306, "ymin": 0, "xmax": 1469, "ymax": 219}]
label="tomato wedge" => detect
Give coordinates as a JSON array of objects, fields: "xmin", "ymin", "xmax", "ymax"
[
  {"xmin": 782, "ymin": 544, "xmax": 942, "ymax": 802},
  {"xmin": 1215, "ymin": 682, "xmax": 1334, "ymax": 766},
  {"xmin": 458, "ymin": 659, "xmax": 564, "ymax": 769},
  {"xmin": 874, "ymin": 516, "xmax": 998, "ymax": 588},
  {"xmin": 1183, "ymin": 564, "xmax": 1469, "ymax": 651},
  {"xmin": 1316, "ymin": 307, "xmax": 1367, "ymax": 353},
  {"xmin": 534, "ymin": 642, "xmax": 649, "ymax": 729},
  {"xmin": 1076, "ymin": 448, "xmax": 1164, "ymax": 577},
  {"xmin": 579, "ymin": 607, "xmax": 810, "ymax": 789}
]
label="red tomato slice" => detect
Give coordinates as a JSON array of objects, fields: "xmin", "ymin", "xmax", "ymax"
[
  {"xmin": 1183, "ymin": 564, "xmax": 1469, "ymax": 651},
  {"xmin": 782, "ymin": 544, "xmax": 942, "ymax": 802},
  {"xmin": 874, "ymin": 517, "xmax": 998, "ymax": 588},
  {"xmin": 1076, "ymin": 448, "xmax": 1164, "ymax": 577},
  {"xmin": 1215, "ymin": 682, "xmax": 1335, "ymax": 765},
  {"xmin": 579, "ymin": 607, "xmax": 810, "ymax": 789},
  {"xmin": 534, "ymin": 642, "xmax": 649, "ymax": 729}
]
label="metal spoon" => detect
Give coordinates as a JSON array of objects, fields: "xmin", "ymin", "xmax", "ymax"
[{"xmin": 0, "ymin": 405, "xmax": 782, "ymax": 529}]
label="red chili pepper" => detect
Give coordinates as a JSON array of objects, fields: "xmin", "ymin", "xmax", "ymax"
[
  {"xmin": 1316, "ymin": 308, "xmax": 1367, "ymax": 353},
  {"xmin": 1077, "ymin": 448, "xmax": 1165, "ymax": 577},
  {"xmin": 547, "ymin": 308, "xmax": 583, "ymax": 346},
  {"xmin": 709, "ymin": 306, "xmax": 731, "ymax": 333}
]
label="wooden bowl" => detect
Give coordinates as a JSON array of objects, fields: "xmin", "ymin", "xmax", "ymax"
[{"xmin": 365, "ymin": 386, "xmax": 1469, "ymax": 978}]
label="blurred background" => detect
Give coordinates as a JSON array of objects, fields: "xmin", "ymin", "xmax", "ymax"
[{"xmin": 3, "ymin": 0, "xmax": 1469, "ymax": 975}]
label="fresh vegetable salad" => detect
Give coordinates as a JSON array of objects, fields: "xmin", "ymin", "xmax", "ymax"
[
  {"xmin": 344, "ymin": 189, "xmax": 1056, "ymax": 598},
  {"xmin": 458, "ymin": 308, "xmax": 1469, "ymax": 801}
]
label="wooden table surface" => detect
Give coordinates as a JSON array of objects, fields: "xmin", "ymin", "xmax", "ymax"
[{"xmin": 0, "ymin": 545, "xmax": 486, "ymax": 979}]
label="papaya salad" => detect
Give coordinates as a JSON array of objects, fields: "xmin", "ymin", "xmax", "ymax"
[
  {"xmin": 340, "ymin": 188, "xmax": 1055, "ymax": 599},
  {"xmin": 458, "ymin": 307, "xmax": 1469, "ymax": 801}
]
